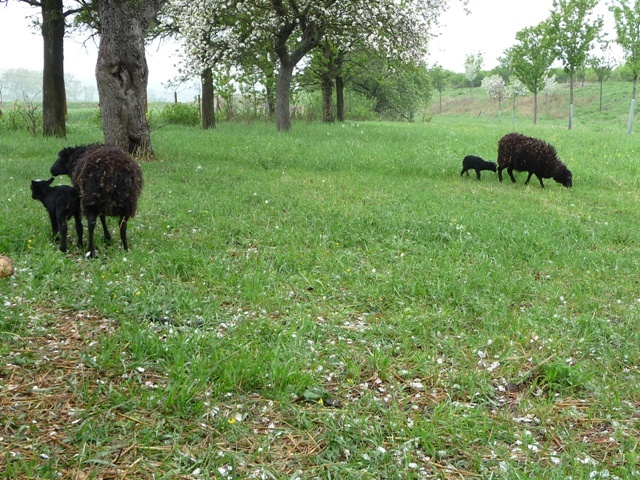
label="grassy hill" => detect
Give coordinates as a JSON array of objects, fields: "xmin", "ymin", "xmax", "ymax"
[{"xmin": 428, "ymin": 80, "xmax": 637, "ymax": 131}]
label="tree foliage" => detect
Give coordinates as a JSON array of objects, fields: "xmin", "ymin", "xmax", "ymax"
[
  {"xmin": 347, "ymin": 52, "xmax": 431, "ymax": 121},
  {"xmin": 589, "ymin": 41, "xmax": 615, "ymax": 112},
  {"xmin": 508, "ymin": 22, "xmax": 555, "ymax": 124},
  {"xmin": 548, "ymin": 0, "xmax": 603, "ymax": 128},
  {"xmin": 610, "ymin": 0, "xmax": 640, "ymax": 100},
  {"xmin": 429, "ymin": 64, "xmax": 447, "ymax": 113},
  {"xmin": 481, "ymin": 74, "xmax": 506, "ymax": 119},
  {"xmin": 464, "ymin": 51, "xmax": 483, "ymax": 90},
  {"xmin": 165, "ymin": 0, "xmax": 452, "ymax": 130}
]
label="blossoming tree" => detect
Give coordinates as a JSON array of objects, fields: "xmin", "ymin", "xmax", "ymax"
[
  {"xmin": 481, "ymin": 74, "xmax": 507, "ymax": 120},
  {"xmin": 166, "ymin": 0, "xmax": 454, "ymax": 131}
]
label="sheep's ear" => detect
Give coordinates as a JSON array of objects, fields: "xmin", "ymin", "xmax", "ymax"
[{"xmin": 46, "ymin": 177, "xmax": 54, "ymax": 185}]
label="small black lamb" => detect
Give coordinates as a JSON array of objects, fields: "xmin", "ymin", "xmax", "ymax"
[
  {"xmin": 497, "ymin": 133, "xmax": 572, "ymax": 188},
  {"xmin": 460, "ymin": 155, "xmax": 497, "ymax": 180},
  {"xmin": 50, "ymin": 144, "xmax": 143, "ymax": 258},
  {"xmin": 30, "ymin": 178, "xmax": 83, "ymax": 252}
]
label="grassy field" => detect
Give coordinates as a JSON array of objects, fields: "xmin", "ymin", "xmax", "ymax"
[{"xmin": 1, "ymin": 103, "xmax": 640, "ymax": 478}]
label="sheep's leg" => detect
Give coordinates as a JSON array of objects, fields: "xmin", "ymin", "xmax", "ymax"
[
  {"xmin": 525, "ymin": 172, "xmax": 534, "ymax": 185},
  {"xmin": 507, "ymin": 167, "xmax": 517, "ymax": 183},
  {"xmin": 119, "ymin": 216, "xmax": 129, "ymax": 251},
  {"xmin": 87, "ymin": 213, "xmax": 98, "ymax": 258},
  {"xmin": 537, "ymin": 176, "xmax": 545, "ymax": 188},
  {"xmin": 498, "ymin": 166, "xmax": 505, "ymax": 182},
  {"xmin": 100, "ymin": 215, "xmax": 112, "ymax": 244},
  {"xmin": 48, "ymin": 211, "xmax": 59, "ymax": 239},
  {"xmin": 460, "ymin": 167, "xmax": 467, "ymax": 177},
  {"xmin": 57, "ymin": 217, "xmax": 68, "ymax": 252},
  {"xmin": 74, "ymin": 213, "xmax": 84, "ymax": 247},
  {"xmin": 475, "ymin": 169, "xmax": 481, "ymax": 180}
]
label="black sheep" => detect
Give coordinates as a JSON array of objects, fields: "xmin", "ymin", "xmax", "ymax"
[
  {"xmin": 30, "ymin": 178, "xmax": 83, "ymax": 252},
  {"xmin": 50, "ymin": 145, "xmax": 143, "ymax": 258},
  {"xmin": 50, "ymin": 145, "xmax": 111, "ymax": 242},
  {"xmin": 460, "ymin": 155, "xmax": 497, "ymax": 180},
  {"xmin": 497, "ymin": 133, "xmax": 572, "ymax": 188}
]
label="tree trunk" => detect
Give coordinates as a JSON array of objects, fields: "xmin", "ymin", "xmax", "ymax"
[
  {"xmin": 42, "ymin": 0, "xmax": 66, "ymax": 138},
  {"xmin": 265, "ymin": 84, "xmax": 276, "ymax": 117},
  {"xmin": 336, "ymin": 75, "xmax": 345, "ymax": 122},
  {"xmin": 201, "ymin": 67, "xmax": 215, "ymax": 129},
  {"xmin": 321, "ymin": 77, "xmax": 334, "ymax": 123},
  {"xmin": 275, "ymin": 61, "xmax": 294, "ymax": 131},
  {"xmin": 599, "ymin": 80, "xmax": 603, "ymax": 112},
  {"xmin": 95, "ymin": 0, "xmax": 164, "ymax": 155},
  {"xmin": 533, "ymin": 91, "xmax": 538, "ymax": 125},
  {"xmin": 568, "ymin": 69, "xmax": 574, "ymax": 130}
]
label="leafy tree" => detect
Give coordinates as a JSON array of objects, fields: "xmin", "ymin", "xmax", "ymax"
[
  {"xmin": 611, "ymin": 0, "xmax": 640, "ymax": 98},
  {"xmin": 300, "ymin": 40, "xmax": 344, "ymax": 123},
  {"xmin": 481, "ymin": 74, "xmax": 507, "ymax": 120},
  {"xmin": 589, "ymin": 41, "xmax": 615, "ymax": 112},
  {"xmin": 610, "ymin": 0, "xmax": 640, "ymax": 133},
  {"xmin": 508, "ymin": 22, "xmax": 555, "ymax": 124},
  {"xmin": 166, "ymin": 0, "xmax": 450, "ymax": 131},
  {"xmin": 507, "ymin": 78, "xmax": 528, "ymax": 122},
  {"xmin": 95, "ymin": 0, "xmax": 166, "ymax": 155},
  {"xmin": 548, "ymin": 0, "xmax": 603, "ymax": 129},
  {"xmin": 464, "ymin": 52, "xmax": 483, "ymax": 91},
  {"xmin": 541, "ymin": 72, "xmax": 558, "ymax": 112},
  {"xmin": 347, "ymin": 53, "xmax": 431, "ymax": 121},
  {"xmin": 429, "ymin": 64, "xmax": 447, "ymax": 114}
]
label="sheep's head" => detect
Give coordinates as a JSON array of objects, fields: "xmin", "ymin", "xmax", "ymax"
[
  {"xmin": 487, "ymin": 161, "xmax": 497, "ymax": 172},
  {"xmin": 554, "ymin": 165, "xmax": 573, "ymax": 188},
  {"xmin": 30, "ymin": 178, "xmax": 54, "ymax": 200},
  {"xmin": 52, "ymin": 146, "xmax": 83, "ymax": 176},
  {"xmin": 51, "ymin": 145, "xmax": 99, "ymax": 177}
]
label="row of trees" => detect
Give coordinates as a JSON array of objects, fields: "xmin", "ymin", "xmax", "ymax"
[
  {"xmin": 2, "ymin": 0, "xmax": 457, "ymax": 155},
  {"xmin": 162, "ymin": 0, "xmax": 450, "ymax": 131},
  {"xmin": 460, "ymin": 0, "xmax": 640, "ymax": 131},
  {"xmin": 4, "ymin": 0, "xmax": 640, "ymax": 152},
  {"xmin": 0, "ymin": 68, "xmax": 97, "ymax": 103}
]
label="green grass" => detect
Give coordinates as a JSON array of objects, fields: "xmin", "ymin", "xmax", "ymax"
[{"xmin": 1, "ymin": 103, "xmax": 640, "ymax": 478}]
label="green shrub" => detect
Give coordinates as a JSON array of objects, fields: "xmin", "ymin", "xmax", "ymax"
[
  {"xmin": 159, "ymin": 102, "xmax": 200, "ymax": 126},
  {"xmin": 0, "ymin": 101, "xmax": 42, "ymax": 135}
]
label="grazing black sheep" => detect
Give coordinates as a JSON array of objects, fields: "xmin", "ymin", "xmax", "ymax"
[
  {"xmin": 460, "ymin": 155, "xmax": 497, "ymax": 180},
  {"xmin": 30, "ymin": 178, "xmax": 83, "ymax": 252},
  {"xmin": 50, "ymin": 145, "xmax": 143, "ymax": 258},
  {"xmin": 497, "ymin": 133, "xmax": 572, "ymax": 188}
]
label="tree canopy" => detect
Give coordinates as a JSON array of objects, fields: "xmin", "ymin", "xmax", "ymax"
[
  {"xmin": 548, "ymin": 0, "xmax": 603, "ymax": 129},
  {"xmin": 508, "ymin": 22, "xmax": 556, "ymax": 124},
  {"xmin": 165, "ymin": 0, "xmax": 452, "ymax": 130}
]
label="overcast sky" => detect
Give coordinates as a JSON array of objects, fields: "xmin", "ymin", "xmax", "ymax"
[{"xmin": 0, "ymin": 0, "xmax": 617, "ymax": 99}]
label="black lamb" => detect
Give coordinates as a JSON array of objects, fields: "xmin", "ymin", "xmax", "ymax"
[
  {"xmin": 30, "ymin": 178, "xmax": 83, "ymax": 252},
  {"xmin": 50, "ymin": 144, "xmax": 143, "ymax": 258},
  {"xmin": 497, "ymin": 133, "xmax": 572, "ymax": 188},
  {"xmin": 460, "ymin": 155, "xmax": 497, "ymax": 180}
]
